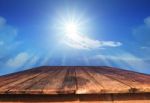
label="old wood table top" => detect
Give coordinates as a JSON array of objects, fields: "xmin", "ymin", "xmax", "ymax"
[{"xmin": 0, "ymin": 66, "xmax": 150, "ymax": 95}]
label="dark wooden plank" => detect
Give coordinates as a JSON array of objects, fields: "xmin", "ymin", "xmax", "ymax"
[
  {"xmin": 113, "ymin": 93, "xmax": 150, "ymax": 103},
  {"xmin": 76, "ymin": 67, "xmax": 103, "ymax": 94},
  {"xmin": 0, "ymin": 94, "xmax": 79, "ymax": 103},
  {"xmin": 0, "ymin": 93, "xmax": 150, "ymax": 103},
  {"xmin": 79, "ymin": 94, "xmax": 113, "ymax": 103},
  {"xmin": 85, "ymin": 67, "xmax": 130, "ymax": 93}
]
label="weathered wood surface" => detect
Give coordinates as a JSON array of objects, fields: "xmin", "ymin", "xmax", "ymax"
[{"xmin": 0, "ymin": 66, "xmax": 150, "ymax": 94}]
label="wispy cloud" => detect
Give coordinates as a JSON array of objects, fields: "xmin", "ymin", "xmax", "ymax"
[
  {"xmin": 144, "ymin": 16, "xmax": 150, "ymax": 26},
  {"xmin": 63, "ymin": 34, "xmax": 122, "ymax": 50},
  {"xmin": 0, "ymin": 41, "xmax": 4, "ymax": 46},
  {"xmin": 0, "ymin": 16, "xmax": 19, "ymax": 56},
  {"xmin": 133, "ymin": 16, "xmax": 150, "ymax": 46},
  {"xmin": 100, "ymin": 41, "xmax": 122, "ymax": 47},
  {"xmin": 90, "ymin": 54, "xmax": 142, "ymax": 61},
  {"xmin": 5, "ymin": 52, "xmax": 30, "ymax": 68},
  {"xmin": 89, "ymin": 53, "xmax": 150, "ymax": 73},
  {"xmin": 0, "ymin": 16, "xmax": 18, "ymax": 44},
  {"xmin": 0, "ymin": 16, "xmax": 6, "ymax": 28},
  {"xmin": 141, "ymin": 46, "xmax": 150, "ymax": 50}
]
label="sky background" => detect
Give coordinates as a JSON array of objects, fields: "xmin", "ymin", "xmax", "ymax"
[{"xmin": 0, "ymin": 0, "xmax": 150, "ymax": 75}]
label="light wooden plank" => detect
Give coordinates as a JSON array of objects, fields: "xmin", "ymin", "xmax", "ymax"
[
  {"xmin": 0, "ymin": 66, "xmax": 150, "ymax": 95},
  {"xmin": 57, "ymin": 67, "xmax": 76, "ymax": 94},
  {"xmin": 0, "ymin": 73, "xmax": 41, "ymax": 94},
  {"xmin": 100, "ymin": 67, "xmax": 150, "ymax": 92},
  {"xmin": 104, "ymin": 67, "xmax": 150, "ymax": 84},
  {"xmin": 0, "ymin": 67, "xmax": 46, "ymax": 94},
  {"xmin": 0, "ymin": 67, "xmax": 44, "ymax": 82},
  {"xmin": 76, "ymin": 67, "xmax": 103, "ymax": 94},
  {"xmin": 7, "ymin": 67, "xmax": 59, "ymax": 94},
  {"xmin": 85, "ymin": 67, "xmax": 130, "ymax": 93},
  {"xmin": 0, "ymin": 69, "xmax": 41, "ymax": 88},
  {"xmin": 42, "ymin": 67, "xmax": 68, "ymax": 94},
  {"xmin": 18, "ymin": 67, "xmax": 60, "ymax": 94},
  {"xmin": 98, "ymin": 67, "xmax": 150, "ymax": 93}
]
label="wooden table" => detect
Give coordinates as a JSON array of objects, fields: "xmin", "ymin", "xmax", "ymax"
[{"xmin": 0, "ymin": 66, "xmax": 150, "ymax": 103}]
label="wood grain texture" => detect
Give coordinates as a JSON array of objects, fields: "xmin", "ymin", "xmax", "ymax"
[
  {"xmin": 95, "ymin": 67, "xmax": 150, "ymax": 93},
  {"xmin": 7, "ymin": 67, "xmax": 60, "ymax": 94},
  {"xmin": 42, "ymin": 67, "xmax": 68, "ymax": 94},
  {"xmin": 85, "ymin": 67, "xmax": 130, "ymax": 93},
  {"xmin": 76, "ymin": 67, "xmax": 103, "ymax": 94},
  {"xmin": 0, "ymin": 66, "xmax": 150, "ymax": 95}
]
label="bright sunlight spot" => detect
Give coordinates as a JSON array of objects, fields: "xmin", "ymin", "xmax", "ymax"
[{"xmin": 64, "ymin": 22, "xmax": 78, "ymax": 34}]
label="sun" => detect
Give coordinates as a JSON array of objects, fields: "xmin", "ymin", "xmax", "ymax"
[
  {"xmin": 61, "ymin": 21, "xmax": 81, "ymax": 40},
  {"xmin": 64, "ymin": 22, "xmax": 78, "ymax": 34},
  {"xmin": 54, "ymin": 10, "xmax": 91, "ymax": 48}
]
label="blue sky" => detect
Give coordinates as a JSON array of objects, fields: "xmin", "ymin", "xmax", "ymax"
[{"xmin": 0, "ymin": 0, "xmax": 150, "ymax": 75}]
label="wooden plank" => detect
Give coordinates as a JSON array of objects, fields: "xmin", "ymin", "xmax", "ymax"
[
  {"xmin": 0, "ymin": 68, "xmax": 42, "ymax": 88},
  {"xmin": 0, "ymin": 66, "xmax": 150, "ymax": 95},
  {"xmin": 95, "ymin": 67, "xmax": 150, "ymax": 93},
  {"xmin": 0, "ymin": 94, "xmax": 79, "ymax": 103},
  {"xmin": 79, "ymin": 94, "xmax": 113, "ymax": 103},
  {"xmin": 0, "ymin": 67, "xmax": 44, "ymax": 81},
  {"xmin": 42, "ymin": 67, "xmax": 69, "ymax": 94},
  {"xmin": 103, "ymin": 66, "xmax": 150, "ymax": 84},
  {"xmin": 85, "ymin": 67, "xmax": 130, "ymax": 93},
  {"xmin": 95, "ymin": 68, "xmax": 148, "ymax": 92},
  {"xmin": 7, "ymin": 67, "xmax": 59, "ymax": 94},
  {"xmin": 76, "ymin": 67, "xmax": 103, "ymax": 94},
  {"xmin": 0, "ymin": 94, "xmax": 112, "ymax": 103},
  {"xmin": 113, "ymin": 93, "xmax": 150, "ymax": 103},
  {"xmin": 1, "ymin": 93, "xmax": 149, "ymax": 103},
  {"xmin": 57, "ymin": 67, "xmax": 76, "ymax": 94},
  {"xmin": 23, "ymin": 67, "xmax": 61, "ymax": 94},
  {"xmin": 0, "ymin": 73, "xmax": 41, "ymax": 94},
  {"xmin": 0, "ymin": 67, "xmax": 47, "ymax": 94}
]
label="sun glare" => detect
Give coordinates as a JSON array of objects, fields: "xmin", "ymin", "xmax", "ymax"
[
  {"xmin": 64, "ymin": 22, "xmax": 79, "ymax": 34},
  {"xmin": 55, "ymin": 10, "xmax": 91, "ymax": 47},
  {"xmin": 62, "ymin": 21, "xmax": 81, "ymax": 40}
]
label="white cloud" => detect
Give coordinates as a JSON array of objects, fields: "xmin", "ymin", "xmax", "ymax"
[
  {"xmin": 6, "ymin": 52, "xmax": 30, "ymax": 68},
  {"xmin": 28, "ymin": 55, "xmax": 39, "ymax": 65},
  {"xmin": 89, "ymin": 53, "xmax": 150, "ymax": 73},
  {"xmin": 63, "ymin": 34, "xmax": 122, "ymax": 50},
  {"xmin": 91, "ymin": 54, "xmax": 141, "ymax": 61},
  {"xmin": 101, "ymin": 41, "xmax": 122, "ymax": 47},
  {"xmin": 141, "ymin": 46, "xmax": 150, "ymax": 50},
  {"xmin": 0, "ymin": 41, "xmax": 4, "ymax": 46},
  {"xmin": 144, "ymin": 16, "xmax": 150, "ymax": 27},
  {"xmin": 133, "ymin": 16, "xmax": 150, "ymax": 45},
  {"xmin": 0, "ymin": 16, "xmax": 18, "ymax": 42},
  {"xmin": 0, "ymin": 16, "xmax": 19, "ymax": 59},
  {"xmin": 0, "ymin": 16, "xmax": 6, "ymax": 28},
  {"xmin": 21, "ymin": 55, "xmax": 40, "ymax": 70}
]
